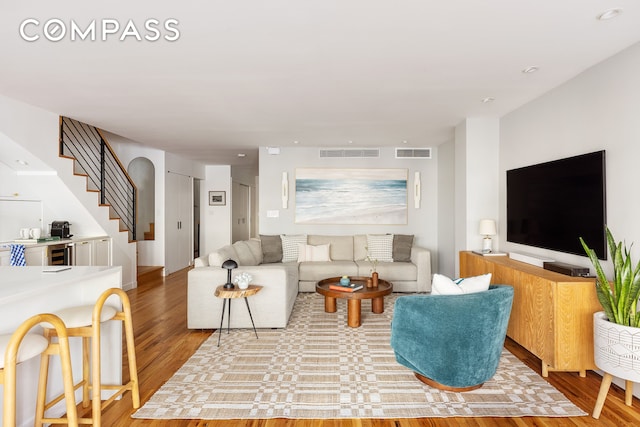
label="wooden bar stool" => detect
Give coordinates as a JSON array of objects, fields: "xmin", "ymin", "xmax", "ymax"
[
  {"xmin": 36, "ymin": 288, "xmax": 139, "ymax": 427},
  {"xmin": 1, "ymin": 313, "xmax": 77, "ymax": 427}
]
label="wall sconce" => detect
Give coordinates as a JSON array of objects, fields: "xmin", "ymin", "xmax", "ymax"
[
  {"xmin": 282, "ymin": 172, "xmax": 289, "ymax": 209},
  {"xmin": 414, "ymin": 172, "xmax": 421, "ymax": 209},
  {"xmin": 479, "ymin": 219, "xmax": 497, "ymax": 253}
]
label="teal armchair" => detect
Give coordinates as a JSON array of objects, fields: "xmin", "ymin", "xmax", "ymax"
[{"xmin": 390, "ymin": 285, "xmax": 514, "ymax": 391}]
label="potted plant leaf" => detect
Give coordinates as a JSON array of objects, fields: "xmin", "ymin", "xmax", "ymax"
[{"xmin": 580, "ymin": 227, "xmax": 640, "ymax": 418}]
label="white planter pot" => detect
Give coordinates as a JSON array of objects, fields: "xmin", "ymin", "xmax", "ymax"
[{"xmin": 593, "ymin": 311, "xmax": 640, "ymax": 382}]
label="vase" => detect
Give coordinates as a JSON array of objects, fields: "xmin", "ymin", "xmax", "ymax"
[
  {"xmin": 372, "ymin": 272, "xmax": 379, "ymax": 288},
  {"xmin": 593, "ymin": 311, "xmax": 640, "ymax": 382},
  {"xmin": 340, "ymin": 276, "xmax": 350, "ymax": 287},
  {"xmin": 366, "ymin": 278, "xmax": 373, "ymax": 288},
  {"xmin": 237, "ymin": 280, "xmax": 250, "ymax": 290}
]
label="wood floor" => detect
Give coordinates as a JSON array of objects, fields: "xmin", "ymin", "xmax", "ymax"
[{"xmin": 81, "ymin": 268, "xmax": 640, "ymax": 426}]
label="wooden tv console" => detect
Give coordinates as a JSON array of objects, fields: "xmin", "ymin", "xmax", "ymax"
[{"xmin": 460, "ymin": 251, "xmax": 601, "ymax": 377}]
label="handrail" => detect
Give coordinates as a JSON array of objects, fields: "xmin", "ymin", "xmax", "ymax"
[{"xmin": 59, "ymin": 116, "xmax": 137, "ymax": 241}]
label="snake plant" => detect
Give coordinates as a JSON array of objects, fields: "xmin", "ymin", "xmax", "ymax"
[{"xmin": 580, "ymin": 227, "xmax": 640, "ymax": 327}]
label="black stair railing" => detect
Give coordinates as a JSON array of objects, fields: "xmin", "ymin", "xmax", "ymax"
[{"xmin": 59, "ymin": 116, "xmax": 137, "ymax": 241}]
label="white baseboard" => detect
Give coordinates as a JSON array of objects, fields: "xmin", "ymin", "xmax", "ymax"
[{"xmin": 508, "ymin": 251, "xmax": 555, "ymax": 268}]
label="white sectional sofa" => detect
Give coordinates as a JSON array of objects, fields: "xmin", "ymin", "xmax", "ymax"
[{"xmin": 187, "ymin": 234, "xmax": 431, "ymax": 329}]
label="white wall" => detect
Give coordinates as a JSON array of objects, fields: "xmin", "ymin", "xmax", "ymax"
[
  {"xmin": 108, "ymin": 134, "xmax": 167, "ymax": 267},
  {"xmin": 454, "ymin": 118, "xmax": 500, "ymax": 273},
  {"xmin": 500, "ymin": 41, "xmax": 640, "ymax": 397},
  {"xmin": 437, "ymin": 139, "xmax": 455, "ymax": 277},
  {"xmin": 258, "ymin": 146, "xmax": 438, "ymax": 252},
  {"xmin": 0, "ymin": 95, "xmax": 137, "ymax": 288},
  {"xmin": 500, "ymin": 42, "xmax": 640, "ymax": 272},
  {"xmin": 200, "ymin": 165, "xmax": 232, "ymax": 257}
]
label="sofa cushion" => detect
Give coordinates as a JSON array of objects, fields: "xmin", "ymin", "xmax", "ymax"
[
  {"xmin": 281, "ymin": 234, "xmax": 307, "ymax": 262},
  {"xmin": 356, "ymin": 261, "xmax": 417, "ymax": 281},
  {"xmin": 232, "ymin": 240, "xmax": 259, "ymax": 266},
  {"xmin": 308, "ymin": 235, "xmax": 354, "ymax": 261},
  {"xmin": 393, "ymin": 234, "xmax": 414, "ymax": 262},
  {"xmin": 431, "ymin": 273, "xmax": 492, "ymax": 295},
  {"xmin": 366, "ymin": 234, "xmax": 394, "ymax": 262},
  {"xmin": 260, "ymin": 235, "xmax": 283, "ymax": 263},
  {"xmin": 353, "ymin": 235, "xmax": 368, "ymax": 261},
  {"xmin": 297, "ymin": 244, "xmax": 331, "ymax": 262},
  {"xmin": 299, "ymin": 261, "xmax": 359, "ymax": 282},
  {"xmin": 208, "ymin": 245, "xmax": 239, "ymax": 268}
]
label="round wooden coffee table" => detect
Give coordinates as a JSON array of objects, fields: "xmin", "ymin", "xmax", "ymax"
[{"xmin": 316, "ymin": 276, "xmax": 393, "ymax": 328}]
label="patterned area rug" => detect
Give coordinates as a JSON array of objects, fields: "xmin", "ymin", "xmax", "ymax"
[{"xmin": 133, "ymin": 293, "xmax": 587, "ymax": 419}]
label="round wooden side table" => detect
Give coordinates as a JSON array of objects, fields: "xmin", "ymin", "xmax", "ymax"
[{"xmin": 214, "ymin": 284, "xmax": 262, "ymax": 346}]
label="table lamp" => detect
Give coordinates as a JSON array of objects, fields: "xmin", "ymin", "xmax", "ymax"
[
  {"xmin": 479, "ymin": 219, "xmax": 497, "ymax": 253},
  {"xmin": 221, "ymin": 259, "xmax": 238, "ymax": 289}
]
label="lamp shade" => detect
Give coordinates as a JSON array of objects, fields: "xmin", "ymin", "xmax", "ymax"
[{"xmin": 479, "ymin": 219, "xmax": 497, "ymax": 236}]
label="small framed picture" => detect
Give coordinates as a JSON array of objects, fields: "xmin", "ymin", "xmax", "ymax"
[{"xmin": 209, "ymin": 191, "xmax": 226, "ymax": 206}]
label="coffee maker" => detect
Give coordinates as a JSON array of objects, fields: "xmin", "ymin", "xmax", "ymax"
[{"xmin": 51, "ymin": 221, "xmax": 73, "ymax": 239}]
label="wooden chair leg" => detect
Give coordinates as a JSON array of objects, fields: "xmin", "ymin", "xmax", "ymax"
[
  {"xmin": 592, "ymin": 372, "xmax": 613, "ymax": 419},
  {"xmin": 81, "ymin": 335, "xmax": 90, "ymax": 408},
  {"xmin": 35, "ymin": 330, "xmax": 52, "ymax": 425},
  {"xmin": 123, "ymin": 307, "xmax": 141, "ymax": 408}
]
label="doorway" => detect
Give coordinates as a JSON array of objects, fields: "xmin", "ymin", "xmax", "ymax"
[{"xmin": 232, "ymin": 181, "xmax": 250, "ymax": 243}]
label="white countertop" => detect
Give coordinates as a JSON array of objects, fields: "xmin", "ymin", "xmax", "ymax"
[
  {"xmin": 0, "ymin": 265, "xmax": 118, "ymax": 307},
  {"xmin": 0, "ymin": 235, "xmax": 109, "ymax": 251}
]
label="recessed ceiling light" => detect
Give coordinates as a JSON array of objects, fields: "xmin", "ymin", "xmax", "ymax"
[
  {"xmin": 522, "ymin": 66, "xmax": 539, "ymax": 74},
  {"xmin": 402, "ymin": 140, "xmax": 408, "ymax": 144},
  {"xmin": 481, "ymin": 97, "xmax": 495, "ymax": 104},
  {"xmin": 293, "ymin": 140, "xmax": 299, "ymax": 144},
  {"xmin": 15, "ymin": 159, "xmax": 28, "ymax": 166},
  {"xmin": 348, "ymin": 140, "xmax": 353, "ymax": 144},
  {"xmin": 597, "ymin": 8, "xmax": 622, "ymax": 21},
  {"xmin": 237, "ymin": 153, "xmax": 246, "ymax": 158}
]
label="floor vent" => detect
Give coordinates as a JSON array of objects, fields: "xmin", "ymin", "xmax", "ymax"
[
  {"xmin": 395, "ymin": 147, "xmax": 432, "ymax": 159},
  {"xmin": 319, "ymin": 148, "xmax": 380, "ymax": 158}
]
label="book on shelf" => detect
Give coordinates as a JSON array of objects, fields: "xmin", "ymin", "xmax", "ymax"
[{"xmin": 329, "ymin": 284, "xmax": 363, "ymax": 292}]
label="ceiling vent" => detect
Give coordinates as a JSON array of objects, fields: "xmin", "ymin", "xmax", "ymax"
[
  {"xmin": 319, "ymin": 148, "xmax": 380, "ymax": 158},
  {"xmin": 395, "ymin": 147, "xmax": 432, "ymax": 159}
]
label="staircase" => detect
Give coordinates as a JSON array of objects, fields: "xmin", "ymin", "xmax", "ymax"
[{"xmin": 58, "ymin": 117, "xmax": 137, "ymax": 241}]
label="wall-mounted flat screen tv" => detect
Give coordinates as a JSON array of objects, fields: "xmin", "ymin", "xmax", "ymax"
[{"xmin": 506, "ymin": 150, "xmax": 607, "ymax": 259}]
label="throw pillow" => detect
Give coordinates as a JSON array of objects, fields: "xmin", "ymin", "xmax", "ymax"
[
  {"xmin": 297, "ymin": 243, "xmax": 331, "ymax": 262},
  {"xmin": 457, "ymin": 273, "xmax": 492, "ymax": 294},
  {"xmin": 366, "ymin": 234, "xmax": 394, "ymax": 263},
  {"xmin": 393, "ymin": 234, "xmax": 414, "ymax": 262},
  {"xmin": 232, "ymin": 241, "xmax": 258, "ymax": 266},
  {"xmin": 431, "ymin": 273, "xmax": 492, "ymax": 295},
  {"xmin": 208, "ymin": 245, "xmax": 239, "ymax": 268},
  {"xmin": 281, "ymin": 234, "xmax": 307, "ymax": 262},
  {"xmin": 260, "ymin": 234, "xmax": 283, "ymax": 264}
]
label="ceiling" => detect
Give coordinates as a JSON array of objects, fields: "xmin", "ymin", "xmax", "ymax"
[{"xmin": 1, "ymin": 1, "xmax": 639, "ymax": 167}]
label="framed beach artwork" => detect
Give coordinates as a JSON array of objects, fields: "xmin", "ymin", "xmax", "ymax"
[{"xmin": 295, "ymin": 168, "xmax": 408, "ymax": 224}]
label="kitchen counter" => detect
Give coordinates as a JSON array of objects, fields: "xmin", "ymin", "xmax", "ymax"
[
  {"xmin": 0, "ymin": 265, "xmax": 122, "ymax": 426},
  {"xmin": 0, "ymin": 236, "xmax": 112, "ymax": 267},
  {"xmin": 0, "ymin": 235, "xmax": 109, "ymax": 249}
]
